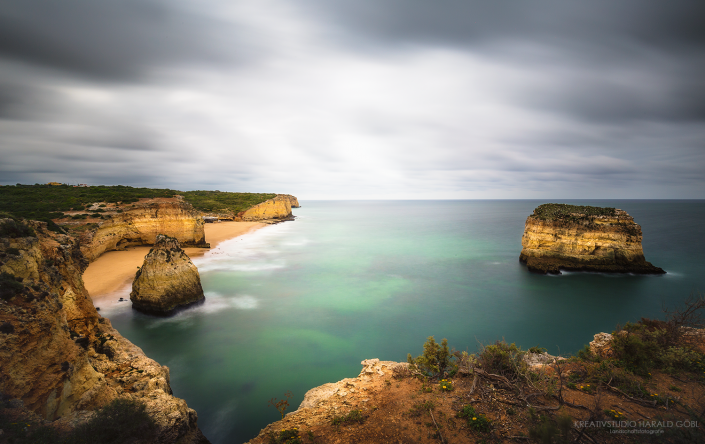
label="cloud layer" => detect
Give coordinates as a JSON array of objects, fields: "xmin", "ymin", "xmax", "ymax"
[{"xmin": 1, "ymin": 0, "xmax": 704, "ymax": 198}]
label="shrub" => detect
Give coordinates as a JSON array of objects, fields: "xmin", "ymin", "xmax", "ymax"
[
  {"xmin": 67, "ymin": 398, "xmax": 156, "ymax": 444},
  {"xmin": 408, "ymin": 400, "xmax": 435, "ymax": 417},
  {"xmin": 477, "ymin": 340, "xmax": 526, "ymax": 378},
  {"xmin": 6, "ymin": 247, "xmax": 21, "ymax": 256},
  {"xmin": 0, "ymin": 272, "xmax": 24, "ymax": 300},
  {"xmin": 267, "ymin": 428, "xmax": 302, "ymax": 444},
  {"xmin": 528, "ymin": 413, "xmax": 572, "ymax": 444},
  {"xmin": 331, "ymin": 409, "xmax": 365, "ymax": 426},
  {"xmin": 0, "ymin": 218, "xmax": 35, "ymax": 238},
  {"xmin": 407, "ymin": 336, "xmax": 456, "ymax": 379},
  {"xmin": 457, "ymin": 405, "xmax": 491, "ymax": 432}
]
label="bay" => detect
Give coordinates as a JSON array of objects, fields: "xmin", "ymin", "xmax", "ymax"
[{"xmin": 100, "ymin": 199, "xmax": 705, "ymax": 443}]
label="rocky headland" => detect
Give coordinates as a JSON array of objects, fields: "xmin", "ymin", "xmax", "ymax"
[
  {"xmin": 239, "ymin": 194, "xmax": 296, "ymax": 222},
  {"xmin": 519, "ymin": 203, "xmax": 665, "ymax": 274},
  {"xmin": 0, "ymin": 218, "xmax": 209, "ymax": 442},
  {"xmin": 130, "ymin": 234, "xmax": 205, "ymax": 315}
]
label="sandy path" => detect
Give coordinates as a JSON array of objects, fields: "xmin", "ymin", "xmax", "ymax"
[{"xmin": 83, "ymin": 222, "xmax": 266, "ymax": 301}]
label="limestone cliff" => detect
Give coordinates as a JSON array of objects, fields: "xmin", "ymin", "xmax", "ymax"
[
  {"xmin": 519, "ymin": 203, "xmax": 665, "ymax": 274},
  {"xmin": 131, "ymin": 234, "xmax": 205, "ymax": 314},
  {"xmin": 279, "ymin": 194, "xmax": 300, "ymax": 208},
  {"xmin": 239, "ymin": 195, "xmax": 294, "ymax": 222},
  {"xmin": 78, "ymin": 197, "xmax": 207, "ymax": 262},
  {"xmin": 0, "ymin": 220, "xmax": 209, "ymax": 443}
]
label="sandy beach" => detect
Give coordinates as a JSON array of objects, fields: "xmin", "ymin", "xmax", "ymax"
[{"xmin": 83, "ymin": 221, "xmax": 266, "ymax": 301}]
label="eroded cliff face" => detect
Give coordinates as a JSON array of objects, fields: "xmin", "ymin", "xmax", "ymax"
[
  {"xmin": 0, "ymin": 221, "xmax": 209, "ymax": 443},
  {"xmin": 78, "ymin": 197, "xmax": 207, "ymax": 262},
  {"xmin": 519, "ymin": 207, "xmax": 665, "ymax": 274},
  {"xmin": 240, "ymin": 195, "xmax": 294, "ymax": 222},
  {"xmin": 279, "ymin": 194, "xmax": 300, "ymax": 208},
  {"xmin": 131, "ymin": 234, "xmax": 204, "ymax": 314}
]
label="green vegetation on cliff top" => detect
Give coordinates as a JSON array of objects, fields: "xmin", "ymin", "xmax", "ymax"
[
  {"xmin": 0, "ymin": 184, "xmax": 276, "ymax": 221},
  {"xmin": 532, "ymin": 203, "xmax": 617, "ymax": 220}
]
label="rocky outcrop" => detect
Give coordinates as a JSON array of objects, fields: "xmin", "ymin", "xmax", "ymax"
[
  {"xmin": 279, "ymin": 194, "xmax": 300, "ymax": 208},
  {"xmin": 247, "ymin": 359, "xmax": 401, "ymax": 443},
  {"xmin": 519, "ymin": 203, "xmax": 665, "ymax": 274},
  {"xmin": 240, "ymin": 195, "xmax": 294, "ymax": 222},
  {"xmin": 78, "ymin": 197, "xmax": 208, "ymax": 262},
  {"xmin": 130, "ymin": 235, "xmax": 204, "ymax": 315},
  {"xmin": 0, "ymin": 220, "xmax": 209, "ymax": 443}
]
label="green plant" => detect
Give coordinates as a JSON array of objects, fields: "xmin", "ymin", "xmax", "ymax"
[
  {"xmin": 528, "ymin": 413, "xmax": 572, "ymax": 444},
  {"xmin": 267, "ymin": 428, "xmax": 302, "ymax": 444},
  {"xmin": 529, "ymin": 346, "xmax": 547, "ymax": 354},
  {"xmin": 439, "ymin": 379, "xmax": 454, "ymax": 392},
  {"xmin": 408, "ymin": 401, "xmax": 435, "ymax": 417},
  {"xmin": 604, "ymin": 409, "xmax": 625, "ymax": 420},
  {"xmin": 457, "ymin": 405, "xmax": 491, "ymax": 432},
  {"xmin": 6, "ymin": 247, "xmax": 21, "ymax": 256},
  {"xmin": 0, "ymin": 218, "xmax": 35, "ymax": 238},
  {"xmin": 407, "ymin": 336, "xmax": 456, "ymax": 379},
  {"xmin": 331, "ymin": 409, "xmax": 365, "ymax": 426},
  {"xmin": 0, "ymin": 272, "xmax": 24, "ymax": 300},
  {"xmin": 477, "ymin": 340, "xmax": 526, "ymax": 379}
]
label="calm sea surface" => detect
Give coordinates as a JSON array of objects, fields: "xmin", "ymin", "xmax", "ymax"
[{"xmin": 100, "ymin": 200, "xmax": 705, "ymax": 443}]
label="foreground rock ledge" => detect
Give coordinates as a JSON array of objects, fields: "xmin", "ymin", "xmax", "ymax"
[
  {"xmin": 131, "ymin": 234, "xmax": 205, "ymax": 314},
  {"xmin": 519, "ymin": 203, "xmax": 665, "ymax": 275}
]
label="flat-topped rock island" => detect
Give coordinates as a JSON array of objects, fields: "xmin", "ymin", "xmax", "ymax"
[{"xmin": 519, "ymin": 203, "xmax": 666, "ymax": 275}]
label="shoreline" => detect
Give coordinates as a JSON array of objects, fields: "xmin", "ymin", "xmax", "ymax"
[{"xmin": 83, "ymin": 221, "xmax": 266, "ymax": 303}]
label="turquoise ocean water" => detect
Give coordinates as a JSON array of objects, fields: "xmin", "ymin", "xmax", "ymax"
[{"xmin": 100, "ymin": 200, "xmax": 705, "ymax": 443}]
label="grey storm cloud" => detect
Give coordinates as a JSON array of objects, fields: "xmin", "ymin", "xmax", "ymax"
[
  {"xmin": 0, "ymin": 0, "xmax": 245, "ymax": 81},
  {"xmin": 0, "ymin": 0, "xmax": 704, "ymax": 198}
]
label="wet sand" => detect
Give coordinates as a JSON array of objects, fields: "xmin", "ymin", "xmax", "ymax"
[{"xmin": 83, "ymin": 222, "xmax": 266, "ymax": 300}]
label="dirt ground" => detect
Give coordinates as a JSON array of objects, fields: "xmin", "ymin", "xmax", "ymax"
[{"xmin": 248, "ymin": 357, "xmax": 705, "ymax": 444}]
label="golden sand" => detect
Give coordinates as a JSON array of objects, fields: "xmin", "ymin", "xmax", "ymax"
[{"xmin": 83, "ymin": 222, "xmax": 266, "ymax": 300}]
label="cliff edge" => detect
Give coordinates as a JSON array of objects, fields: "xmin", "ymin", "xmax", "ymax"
[
  {"xmin": 77, "ymin": 197, "xmax": 208, "ymax": 262},
  {"xmin": 519, "ymin": 203, "xmax": 665, "ymax": 274},
  {"xmin": 131, "ymin": 234, "xmax": 205, "ymax": 315},
  {"xmin": 0, "ymin": 218, "xmax": 209, "ymax": 443},
  {"xmin": 240, "ymin": 195, "xmax": 295, "ymax": 222}
]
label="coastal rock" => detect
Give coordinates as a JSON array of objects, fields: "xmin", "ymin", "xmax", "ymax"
[
  {"xmin": 78, "ymin": 197, "xmax": 208, "ymax": 262},
  {"xmin": 589, "ymin": 332, "xmax": 614, "ymax": 358},
  {"xmin": 130, "ymin": 234, "xmax": 204, "ymax": 314},
  {"xmin": 279, "ymin": 194, "xmax": 300, "ymax": 208},
  {"xmin": 519, "ymin": 203, "xmax": 665, "ymax": 275},
  {"xmin": 240, "ymin": 195, "xmax": 294, "ymax": 222},
  {"xmin": 0, "ymin": 221, "xmax": 209, "ymax": 442}
]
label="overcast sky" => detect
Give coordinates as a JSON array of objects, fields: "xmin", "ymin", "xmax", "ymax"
[{"xmin": 1, "ymin": 0, "xmax": 704, "ymax": 199}]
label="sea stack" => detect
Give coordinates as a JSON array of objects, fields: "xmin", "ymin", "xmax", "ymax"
[
  {"xmin": 519, "ymin": 203, "xmax": 665, "ymax": 275},
  {"xmin": 131, "ymin": 234, "xmax": 205, "ymax": 314}
]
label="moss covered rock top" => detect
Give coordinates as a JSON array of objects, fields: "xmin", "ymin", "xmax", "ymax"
[{"xmin": 531, "ymin": 203, "xmax": 617, "ymax": 221}]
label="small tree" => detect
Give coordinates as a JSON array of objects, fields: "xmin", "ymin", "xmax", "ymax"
[{"xmin": 408, "ymin": 336, "xmax": 456, "ymax": 379}]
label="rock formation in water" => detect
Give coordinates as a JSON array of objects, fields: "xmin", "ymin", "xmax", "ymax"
[
  {"xmin": 0, "ymin": 219, "xmax": 209, "ymax": 442},
  {"xmin": 519, "ymin": 203, "xmax": 665, "ymax": 274},
  {"xmin": 239, "ymin": 195, "xmax": 295, "ymax": 222},
  {"xmin": 78, "ymin": 197, "xmax": 208, "ymax": 262},
  {"xmin": 130, "ymin": 234, "xmax": 204, "ymax": 314}
]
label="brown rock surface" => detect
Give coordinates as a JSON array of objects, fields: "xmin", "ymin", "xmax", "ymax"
[
  {"xmin": 0, "ymin": 221, "xmax": 209, "ymax": 443},
  {"xmin": 78, "ymin": 197, "xmax": 207, "ymax": 262},
  {"xmin": 130, "ymin": 234, "xmax": 204, "ymax": 315},
  {"xmin": 279, "ymin": 194, "xmax": 301, "ymax": 208},
  {"xmin": 519, "ymin": 204, "xmax": 665, "ymax": 274},
  {"xmin": 240, "ymin": 195, "xmax": 294, "ymax": 222}
]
